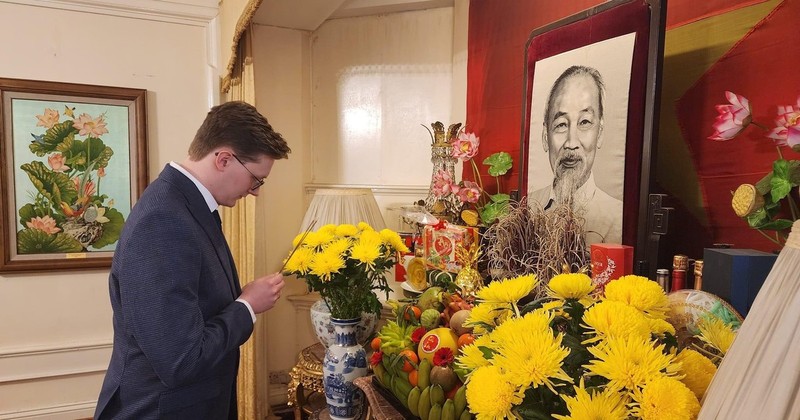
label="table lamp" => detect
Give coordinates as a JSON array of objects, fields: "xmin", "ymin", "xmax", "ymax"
[{"xmin": 300, "ymin": 188, "xmax": 386, "ymax": 231}]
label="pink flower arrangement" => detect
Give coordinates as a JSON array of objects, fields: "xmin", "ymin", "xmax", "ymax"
[{"xmin": 708, "ymin": 91, "xmax": 752, "ymax": 141}]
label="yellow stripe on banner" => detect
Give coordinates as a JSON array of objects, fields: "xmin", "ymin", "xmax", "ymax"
[{"xmin": 656, "ymin": 0, "xmax": 781, "ymax": 226}]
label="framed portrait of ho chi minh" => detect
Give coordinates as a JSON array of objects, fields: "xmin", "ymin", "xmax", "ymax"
[
  {"xmin": 518, "ymin": 0, "xmax": 666, "ymax": 264},
  {"xmin": 0, "ymin": 78, "xmax": 148, "ymax": 273}
]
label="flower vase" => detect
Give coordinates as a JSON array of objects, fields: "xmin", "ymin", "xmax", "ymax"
[
  {"xmin": 424, "ymin": 122, "xmax": 463, "ymax": 222},
  {"xmin": 323, "ymin": 317, "xmax": 368, "ymax": 420},
  {"xmin": 310, "ymin": 299, "xmax": 377, "ymax": 347}
]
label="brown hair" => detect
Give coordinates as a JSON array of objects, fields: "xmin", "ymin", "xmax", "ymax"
[{"xmin": 188, "ymin": 101, "xmax": 291, "ymax": 162}]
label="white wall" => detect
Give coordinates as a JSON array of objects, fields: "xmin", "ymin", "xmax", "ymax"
[
  {"xmin": 0, "ymin": 2, "xmax": 215, "ymax": 418},
  {"xmin": 252, "ymin": 3, "xmax": 468, "ymax": 405}
]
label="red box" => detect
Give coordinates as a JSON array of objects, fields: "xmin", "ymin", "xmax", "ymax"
[
  {"xmin": 591, "ymin": 244, "xmax": 634, "ymax": 293},
  {"xmin": 422, "ymin": 224, "xmax": 479, "ymax": 273}
]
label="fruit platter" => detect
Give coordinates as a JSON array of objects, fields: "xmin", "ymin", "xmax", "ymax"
[{"xmin": 369, "ymin": 286, "xmax": 475, "ymax": 420}]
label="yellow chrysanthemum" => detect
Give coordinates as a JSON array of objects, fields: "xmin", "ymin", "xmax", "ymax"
[
  {"xmin": 466, "ymin": 302, "xmax": 512, "ymax": 334},
  {"xmin": 357, "ymin": 229, "xmax": 382, "ymax": 247},
  {"xmin": 674, "ymin": 348, "xmax": 717, "ymax": 400},
  {"xmin": 491, "ymin": 318, "xmax": 571, "ymax": 393},
  {"xmin": 476, "ymin": 274, "xmax": 537, "ymax": 304},
  {"xmin": 456, "ymin": 341, "xmax": 492, "ymax": 371},
  {"xmin": 379, "ymin": 228, "xmax": 410, "ymax": 253},
  {"xmin": 586, "ymin": 336, "xmax": 676, "ymax": 392},
  {"xmin": 303, "ymin": 230, "xmax": 335, "ymax": 249},
  {"xmin": 323, "ymin": 238, "xmax": 352, "ymax": 258},
  {"xmin": 318, "ymin": 224, "xmax": 337, "ymax": 235},
  {"xmin": 648, "ymin": 318, "xmax": 676, "ymax": 337},
  {"xmin": 308, "ymin": 251, "xmax": 345, "ymax": 281},
  {"xmin": 582, "ymin": 300, "xmax": 652, "ymax": 344},
  {"xmin": 553, "ymin": 379, "xmax": 629, "ymax": 420},
  {"xmin": 491, "ymin": 311, "xmax": 553, "ymax": 340},
  {"xmin": 334, "ymin": 224, "xmax": 359, "ymax": 237},
  {"xmin": 350, "ymin": 242, "xmax": 381, "ymax": 266},
  {"xmin": 284, "ymin": 247, "xmax": 314, "ymax": 275},
  {"xmin": 629, "ymin": 377, "xmax": 701, "ymax": 420},
  {"xmin": 604, "ymin": 275, "xmax": 670, "ymax": 320},
  {"xmin": 357, "ymin": 221, "xmax": 374, "ymax": 231},
  {"xmin": 548, "ymin": 273, "xmax": 595, "ymax": 303},
  {"xmin": 697, "ymin": 317, "xmax": 737, "ymax": 356},
  {"xmin": 465, "ymin": 365, "xmax": 522, "ymax": 420}
]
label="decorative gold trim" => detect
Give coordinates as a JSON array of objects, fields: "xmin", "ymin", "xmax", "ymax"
[{"xmin": 220, "ymin": 0, "xmax": 263, "ymax": 94}]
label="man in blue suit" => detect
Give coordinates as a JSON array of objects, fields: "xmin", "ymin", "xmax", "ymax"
[{"xmin": 95, "ymin": 101, "xmax": 291, "ymax": 419}]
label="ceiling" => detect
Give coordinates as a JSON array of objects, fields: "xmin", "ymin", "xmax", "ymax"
[{"xmin": 252, "ymin": 0, "xmax": 454, "ymax": 31}]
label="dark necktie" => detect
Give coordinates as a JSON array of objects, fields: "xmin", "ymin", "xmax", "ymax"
[{"xmin": 212, "ymin": 209, "xmax": 222, "ymax": 227}]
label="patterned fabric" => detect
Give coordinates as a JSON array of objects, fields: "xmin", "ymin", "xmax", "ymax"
[{"xmin": 95, "ymin": 164, "xmax": 253, "ymax": 419}]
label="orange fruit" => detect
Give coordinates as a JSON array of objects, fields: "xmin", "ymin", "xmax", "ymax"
[
  {"xmin": 399, "ymin": 349, "xmax": 419, "ymax": 372},
  {"xmin": 403, "ymin": 306, "xmax": 422, "ymax": 322},
  {"xmin": 408, "ymin": 369, "xmax": 419, "ymax": 387},
  {"xmin": 457, "ymin": 333, "xmax": 475, "ymax": 349},
  {"xmin": 370, "ymin": 337, "xmax": 382, "ymax": 351}
]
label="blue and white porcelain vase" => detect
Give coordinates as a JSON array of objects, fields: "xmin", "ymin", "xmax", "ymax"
[
  {"xmin": 323, "ymin": 317, "xmax": 368, "ymax": 420},
  {"xmin": 310, "ymin": 299, "xmax": 377, "ymax": 347}
]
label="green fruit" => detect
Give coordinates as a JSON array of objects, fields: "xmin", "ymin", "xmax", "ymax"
[
  {"xmin": 373, "ymin": 363, "xmax": 386, "ymax": 386},
  {"xmin": 442, "ymin": 400, "xmax": 455, "ymax": 420},
  {"xmin": 407, "ymin": 387, "xmax": 422, "ymax": 417},
  {"xmin": 421, "ymin": 308, "xmax": 441, "ymax": 329},
  {"xmin": 430, "ymin": 384, "xmax": 445, "ymax": 406},
  {"xmin": 430, "ymin": 366, "xmax": 458, "ymax": 392},
  {"xmin": 418, "ymin": 386, "xmax": 432, "ymax": 420},
  {"xmin": 418, "ymin": 358, "xmax": 432, "ymax": 389},
  {"xmin": 429, "ymin": 402, "xmax": 442, "ymax": 420},
  {"xmin": 454, "ymin": 384, "xmax": 467, "ymax": 416},
  {"xmin": 459, "ymin": 409, "xmax": 472, "ymax": 420},
  {"xmin": 418, "ymin": 287, "xmax": 443, "ymax": 311}
]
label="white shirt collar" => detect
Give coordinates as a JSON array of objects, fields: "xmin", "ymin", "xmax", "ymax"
[{"xmin": 169, "ymin": 161, "xmax": 218, "ymax": 213}]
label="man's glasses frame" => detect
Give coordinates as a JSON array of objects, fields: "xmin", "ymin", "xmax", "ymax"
[{"xmin": 215, "ymin": 151, "xmax": 265, "ymax": 191}]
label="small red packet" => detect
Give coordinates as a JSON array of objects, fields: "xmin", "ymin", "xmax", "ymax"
[{"xmin": 591, "ymin": 244, "xmax": 634, "ymax": 294}]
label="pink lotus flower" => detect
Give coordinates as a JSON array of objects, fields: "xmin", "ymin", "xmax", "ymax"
[
  {"xmin": 709, "ymin": 91, "xmax": 752, "ymax": 141},
  {"xmin": 767, "ymin": 96, "xmax": 800, "ymax": 152},
  {"xmin": 47, "ymin": 153, "xmax": 70, "ymax": 172},
  {"xmin": 455, "ymin": 180, "xmax": 481, "ymax": 203},
  {"xmin": 73, "ymin": 113, "xmax": 109, "ymax": 137},
  {"xmin": 451, "ymin": 131, "xmax": 479, "ymax": 160},
  {"xmin": 26, "ymin": 215, "xmax": 61, "ymax": 234},
  {"xmin": 35, "ymin": 108, "xmax": 60, "ymax": 129},
  {"xmin": 431, "ymin": 169, "xmax": 455, "ymax": 197}
]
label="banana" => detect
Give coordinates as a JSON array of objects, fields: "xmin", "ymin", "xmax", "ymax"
[
  {"xmin": 430, "ymin": 384, "xmax": 445, "ymax": 406},
  {"xmin": 454, "ymin": 384, "xmax": 467, "ymax": 417},
  {"xmin": 459, "ymin": 409, "xmax": 472, "ymax": 420},
  {"xmin": 393, "ymin": 375, "xmax": 414, "ymax": 406},
  {"xmin": 442, "ymin": 400, "xmax": 455, "ymax": 420},
  {"xmin": 373, "ymin": 362, "xmax": 386, "ymax": 387},
  {"xmin": 418, "ymin": 386, "xmax": 432, "ymax": 420},
  {"xmin": 428, "ymin": 402, "xmax": 442, "ymax": 420},
  {"xmin": 407, "ymin": 386, "xmax": 422, "ymax": 417},
  {"xmin": 418, "ymin": 358, "xmax": 432, "ymax": 389}
]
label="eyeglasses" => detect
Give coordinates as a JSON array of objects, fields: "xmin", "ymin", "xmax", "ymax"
[{"xmin": 216, "ymin": 151, "xmax": 265, "ymax": 191}]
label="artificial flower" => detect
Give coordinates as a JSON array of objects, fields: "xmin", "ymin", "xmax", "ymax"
[
  {"xmin": 452, "ymin": 131, "xmax": 479, "ymax": 160},
  {"xmin": 26, "ymin": 215, "xmax": 61, "ymax": 234},
  {"xmin": 370, "ymin": 350, "xmax": 383, "ymax": 366},
  {"xmin": 465, "ymin": 365, "xmax": 522, "ymax": 420},
  {"xmin": 431, "ymin": 168, "xmax": 456, "ymax": 198},
  {"xmin": 629, "ymin": 377, "xmax": 701, "ymax": 420},
  {"xmin": 553, "ymin": 379, "xmax": 629, "ymax": 420},
  {"xmin": 433, "ymin": 347, "xmax": 455, "ymax": 367},
  {"xmin": 35, "ymin": 108, "xmax": 59, "ymax": 129},
  {"xmin": 72, "ymin": 112, "xmax": 109, "ymax": 137},
  {"xmin": 476, "ymin": 274, "xmax": 537, "ymax": 304},
  {"xmin": 455, "ymin": 180, "xmax": 481, "ymax": 204},
  {"xmin": 708, "ymin": 91, "xmax": 752, "ymax": 141},
  {"xmin": 674, "ymin": 348, "xmax": 717, "ymax": 400},
  {"xmin": 604, "ymin": 275, "xmax": 670, "ymax": 320},
  {"xmin": 586, "ymin": 336, "xmax": 676, "ymax": 392},
  {"xmin": 47, "ymin": 153, "xmax": 70, "ymax": 172},
  {"xmin": 767, "ymin": 96, "xmax": 800, "ymax": 152}
]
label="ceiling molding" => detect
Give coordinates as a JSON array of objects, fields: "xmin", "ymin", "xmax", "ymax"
[{"xmin": 1, "ymin": 0, "xmax": 218, "ymax": 26}]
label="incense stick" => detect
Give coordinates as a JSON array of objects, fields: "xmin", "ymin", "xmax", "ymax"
[{"xmin": 281, "ymin": 219, "xmax": 317, "ymax": 272}]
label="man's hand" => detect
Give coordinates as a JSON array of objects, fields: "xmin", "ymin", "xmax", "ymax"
[{"xmin": 239, "ymin": 272, "xmax": 285, "ymax": 313}]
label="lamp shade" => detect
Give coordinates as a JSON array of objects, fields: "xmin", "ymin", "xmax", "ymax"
[{"xmin": 300, "ymin": 188, "xmax": 386, "ymax": 231}]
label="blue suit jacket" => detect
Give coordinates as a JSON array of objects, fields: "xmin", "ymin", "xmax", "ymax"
[{"xmin": 95, "ymin": 165, "xmax": 253, "ymax": 419}]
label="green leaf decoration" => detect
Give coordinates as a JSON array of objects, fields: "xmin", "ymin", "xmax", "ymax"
[
  {"xmin": 20, "ymin": 161, "xmax": 78, "ymax": 207},
  {"xmin": 91, "ymin": 207, "xmax": 125, "ymax": 249},
  {"xmin": 480, "ymin": 196, "xmax": 510, "ymax": 224},
  {"xmin": 490, "ymin": 193, "xmax": 510, "ymax": 203},
  {"xmin": 483, "ymin": 152, "xmax": 513, "ymax": 177},
  {"xmin": 773, "ymin": 159, "xmax": 789, "ymax": 179},
  {"xmin": 745, "ymin": 207, "xmax": 772, "ymax": 229},
  {"xmin": 758, "ymin": 219, "xmax": 794, "ymax": 231},
  {"xmin": 770, "ymin": 175, "xmax": 792, "ymax": 202},
  {"xmin": 29, "ymin": 121, "xmax": 77, "ymax": 156},
  {"xmin": 17, "ymin": 229, "xmax": 83, "ymax": 254},
  {"xmin": 67, "ymin": 137, "xmax": 114, "ymax": 172}
]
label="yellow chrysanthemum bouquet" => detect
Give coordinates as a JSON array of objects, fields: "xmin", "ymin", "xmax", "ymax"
[
  {"xmin": 456, "ymin": 273, "xmax": 739, "ymax": 420},
  {"xmin": 283, "ymin": 222, "xmax": 409, "ymax": 319}
]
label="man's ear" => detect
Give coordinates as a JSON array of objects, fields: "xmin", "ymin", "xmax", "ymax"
[
  {"xmin": 596, "ymin": 121, "xmax": 604, "ymax": 150},
  {"xmin": 541, "ymin": 125, "xmax": 548, "ymax": 153}
]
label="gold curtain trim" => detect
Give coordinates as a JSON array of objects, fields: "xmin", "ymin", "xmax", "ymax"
[{"xmin": 220, "ymin": 0, "xmax": 264, "ymax": 94}]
